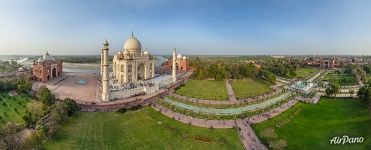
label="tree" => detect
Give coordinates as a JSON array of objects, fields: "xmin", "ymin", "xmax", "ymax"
[
  {"xmin": 16, "ymin": 78, "xmax": 32, "ymax": 94},
  {"xmin": 63, "ymin": 98, "xmax": 78, "ymax": 116},
  {"xmin": 36, "ymin": 86, "xmax": 55, "ymax": 106},
  {"xmin": 325, "ymin": 83, "xmax": 339, "ymax": 97},
  {"xmin": 23, "ymin": 101, "xmax": 44, "ymax": 128}
]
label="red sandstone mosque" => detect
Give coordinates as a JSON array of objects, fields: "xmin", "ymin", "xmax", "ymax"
[
  {"xmin": 162, "ymin": 53, "xmax": 189, "ymax": 71},
  {"xmin": 32, "ymin": 51, "xmax": 63, "ymax": 82}
]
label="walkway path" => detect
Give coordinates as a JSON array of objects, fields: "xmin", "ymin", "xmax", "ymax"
[
  {"xmin": 307, "ymin": 70, "xmax": 324, "ymax": 83},
  {"xmin": 236, "ymin": 119, "xmax": 267, "ymax": 150},
  {"xmin": 249, "ymin": 99, "xmax": 297, "ymax": 124},
  {"xmin": 152, "ymin": 103, "xmax": 236, "ymax": 128},
  {"xmin": 163, "ymin": 92, "xmax": 292, "ymax": 115},
  {"xmin": 226, "ymin": 79, "xmax": 238, "ymax": 103},
  {"xmin": 355, "ymin": 73, "xmax": 364, "ymax": 87}
]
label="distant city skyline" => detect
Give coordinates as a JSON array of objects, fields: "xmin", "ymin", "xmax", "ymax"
[{"xmin": 1, "ymin": 0, "xmax": 371, "ymax": 55}]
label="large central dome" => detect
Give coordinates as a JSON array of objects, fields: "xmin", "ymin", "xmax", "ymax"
[{"xmin": 123, "ymin": 33, "xmax": 142, "ymax": 54}]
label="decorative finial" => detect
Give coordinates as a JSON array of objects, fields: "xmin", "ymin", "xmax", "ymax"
[
  {"xmin": 173, "ymin": 46, "xmax": 176, "ymax": 51},
  {"xmin": 103, "ymin": 39, "xmax": 109, "ymax": 46},
  {"xmin": 131, "ymin": 31, "xmax": 134, "ymax": 37}
]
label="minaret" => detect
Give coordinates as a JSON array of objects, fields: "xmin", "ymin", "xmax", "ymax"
[
  {"xmin": 100, "ymin": 49, "xmax": 103, "ymax": 77},
  {"xmin": 101, "ymin": 39, "xmax": 110, "ymax": 101},
  {"xmin": 172, "ymin": 47, "xmax": 177, "ymax": 83}
]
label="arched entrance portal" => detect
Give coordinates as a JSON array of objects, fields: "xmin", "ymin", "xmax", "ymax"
[
  {"xmin": 52, "ymin": 68, "xmax": 57, "ymax": 78},
  {"xmin": 137, "ymin": 63, "xmax": 145, "ymax": 80}
]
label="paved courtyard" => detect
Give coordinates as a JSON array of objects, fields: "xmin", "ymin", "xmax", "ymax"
[{"xmin": 33, "ymin": 72, "xmax": 99, "ymax": 102}]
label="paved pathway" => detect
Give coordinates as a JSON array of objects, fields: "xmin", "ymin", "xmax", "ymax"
[
  {"xmin": 355, "ymin": 73, "xmax": 364, "ymax": 87},
  {"xmin": 306, "ymin": 70, "xmax": 324, "ymax": 83},
  {"xmin": 226, "ymin": 79, "xmax": 238, "ymax": 103},
  {"xmin": 236, "ymin": 119, "xmax": 267, "ymax": 150},
  {"xmin": 152, "ymin": 103, "xmax": 236, "ymax": 128},
  {"xmin": 249, "ymin": 99, "xmax": 297, "ymax": 124}
]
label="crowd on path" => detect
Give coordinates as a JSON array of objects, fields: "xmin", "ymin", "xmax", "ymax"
[{"xmin": 248, "ymin": 99, "xmax": 297, "ymax": 124}]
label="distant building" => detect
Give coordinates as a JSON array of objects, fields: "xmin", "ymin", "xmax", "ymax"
[
  {"xmin": 32, "ymin": 51, "xmax": 63, "ymax": 82},
  {"xmin": 162, "ymin": 53, "xmax": 189, "ymax": 71},
  {"xmin": 320, "ymin": 58, "xmax": 336, "ymax": 68}
]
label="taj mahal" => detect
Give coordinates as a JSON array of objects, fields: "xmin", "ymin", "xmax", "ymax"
[{"xmin": 99, "ymin": 33, "xmax": 178, "ymax": 101}]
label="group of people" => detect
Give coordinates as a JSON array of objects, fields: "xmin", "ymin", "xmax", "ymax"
[{"xmin": 109, "ymin": 79, "xmax": 155, "ymax": 92}]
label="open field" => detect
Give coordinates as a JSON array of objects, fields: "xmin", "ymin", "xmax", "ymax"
[
  {"xmin": 0, "ymin": 91, "xmax": 29, "ymax": 126},
  {"xmin": 295, "ymin": 67, "xmax": 319, "ymax": 79},
  {"xmin": 175, "ymin": 80, "xmax": 228, "ymax": 100},
  {"xmin": 43, "ymin": 108, "xmax": 243, "ymax": 150},
  {"xmin": 231, "ymin": 79, "xmax": 271, "ymax": 99},
  {"xmin": 323, "ymin": 73, "xmax": 357, "ymax": 86},
  {"xmin": 253, "ymin": 98, "xmax": 371, "ymax": 150}
]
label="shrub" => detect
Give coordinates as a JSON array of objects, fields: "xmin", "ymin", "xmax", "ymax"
[{"xmin": 117, "ymin": 108, "xmax": 127, "ymax": 113}]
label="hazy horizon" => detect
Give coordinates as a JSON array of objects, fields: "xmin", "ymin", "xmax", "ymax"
[{"xmin": 1, "ymin": 0, "xmax": 371, "ymax": 55}]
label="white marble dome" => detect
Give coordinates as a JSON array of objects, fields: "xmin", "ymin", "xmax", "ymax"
[
  {"xmin": 123, "ymin": 34, "xmax": 142, "ymax": 54},
  {"xmin": 183, "ymin": 56, "xmax": 187, "ymax": 60},
  {"xmin": 42, "ymin": 51, "xmax": 54, "ymax": 61}
]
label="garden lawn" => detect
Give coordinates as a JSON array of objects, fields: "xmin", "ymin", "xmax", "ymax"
[
  {"xmin": 43, "ymin": 108, "xmax": 243, "ymax": 150},
  {"xmin": 295, "ymin": 67, "xmax": 319, "ymax": 79},
  {"xmin": 323, "ymin": 73, "xmax": 357, "ymax": 86},
  {"xmin": 0, "ymin": 91, "xmax": 29, "ymax": 126},
  {"xmin": 231, "ymin": 79, "xmax": 271, "ymax": 99},
  {"xmin": 253, "ymin": 98, "xmax": 371, "ymax": 150},
  {"xmin": 175, "ymin": 79, "xmax": 228, "ymax": 100}
]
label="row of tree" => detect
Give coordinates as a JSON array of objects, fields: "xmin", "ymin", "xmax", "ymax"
[
  {"xmin": 190, "ymin": 58, "xmax": 276, "ymax": 84},
  {"xmin": 0, "ymin": 78, "xmax": 32, "ymax": 93},
  {"xmin": 260, "ymin": 58, "xmax": 301, "ymax": 79}
]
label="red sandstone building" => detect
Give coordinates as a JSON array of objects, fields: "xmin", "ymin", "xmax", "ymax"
[
  {"xmin": 162, "ymin": 53, "xmax": 189, "ymax": 71},
  {"xmin": 320, "ymin": 58, "xmax": 336, "ymax": 68},
  {"xmin": 32, "ymin": 51, "xmax": 63, "ymax": 82}
]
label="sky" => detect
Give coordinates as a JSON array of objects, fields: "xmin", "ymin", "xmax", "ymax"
[{"xmin": 0, "ymin": 0, "xmax": 371, "ymax": 55}]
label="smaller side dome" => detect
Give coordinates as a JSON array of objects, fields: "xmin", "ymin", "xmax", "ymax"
[
  {"xmin": 123, "ymin": 49, "xmax": 130, "ymax": 55},
  {"xmin": 37, "ymin": 57, "xmax": 44, "ymax": 63},
  {"xmin": 118, "ymin": 51, "xmax": 122, "ymax": 55},
  {"xmin": 143, "ymin": 50, "xmax": 149, "ymax": 55},
  {"xmin": 177, "ymin": 53, "xmax": 182, "ymax": 59},
  {"xmin": 183, "ymin": 56, "xmax": 187, "ymax": 60}
]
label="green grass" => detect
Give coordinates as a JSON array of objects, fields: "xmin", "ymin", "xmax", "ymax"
[
  {"xmin": 43, "ymin": 108, "xmax": 243, "ymax": 150},
  {"xmin": 231, "ymin": 79, "xmax": 272, "ymax": 99},
  {"xmin": 295, "ymin": 67, "xmax": 319, "ymax": 78},
  {"xmin": 0, "ymin": 91, "xmax": 29, "ymax": 126},
  {"xmin": 253, "ymin": 98, "xmax": 371, "ymax": 150},
  {"xmin": 323, "ymin": 73, "xmax": 357, "ymax": 86},
  {"xmin": 175, "ymin": 79, "xmax": 228, "ymax": 100}
]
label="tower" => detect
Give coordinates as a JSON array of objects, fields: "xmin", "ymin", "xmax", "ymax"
[
  {"xmin": 100, "ymin": 49, "xmax": 103, "ymax": 77},
  {"xmin": 101, "ymin": 39, "xmax": 110, "ymax": 101},
  {"xmin": 172, "ymin": 47, "xmax": 177, "ymax": 83}
]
